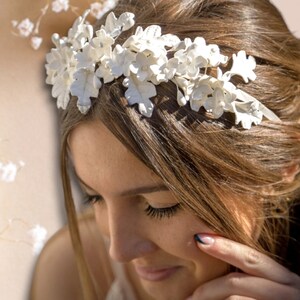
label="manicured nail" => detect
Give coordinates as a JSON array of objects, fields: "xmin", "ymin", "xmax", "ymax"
[{"xmin": 195, "ymin": 234, "xmax": 215, "ymax": 245}]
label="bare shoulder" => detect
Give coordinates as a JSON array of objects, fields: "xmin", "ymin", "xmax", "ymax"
[{"xmin": 30, "ymin": 212, "xmax": 114, "ymax": 300}]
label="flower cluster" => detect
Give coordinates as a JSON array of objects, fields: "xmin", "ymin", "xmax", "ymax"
[
  {"xmin": 46, "ymin": 10, "xmax": 280, "ymax": 129},
  {"xmin": 11, "ymin": 0, "xmax": 117, "ymax": 50}
]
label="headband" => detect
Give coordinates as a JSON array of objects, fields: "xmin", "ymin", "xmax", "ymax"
[{"xmin": 45, "ymin": 10, "xmax": 280, "ymax": 129}]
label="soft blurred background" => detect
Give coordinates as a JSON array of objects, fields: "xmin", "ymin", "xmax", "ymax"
[{"xmin": 0, "ymin": 0, "xmax": 299, "ymax": 299}]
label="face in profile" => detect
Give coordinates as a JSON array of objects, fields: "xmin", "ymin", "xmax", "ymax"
[{"xmin": 69, "ymin": 120, "xmax": 230, "ymax": 300}]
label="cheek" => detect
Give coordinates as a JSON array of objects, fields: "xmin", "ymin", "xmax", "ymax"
[
  {"xmin": 94, "ymin": 204, "xmax": 110, "ymax": 237},
  {"xmin": 153, "ymin": 214, "xmax": 229, "ymax": 282},
  {"xmin": 94, "ymin": 205, "xmax": 228, "ymax": 283},
  {"xmin": 151, "ymin": 213, "xmax": 212, "ymax": 256}
]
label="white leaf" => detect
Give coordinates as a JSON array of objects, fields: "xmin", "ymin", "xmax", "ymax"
[
  {"xmin": 70, "ymin": 69, "xmax": 102, "ymax": 113},
  {"xmin": 54, "ymin": 85, "xmax": 71, "ymax": 109},
  {"xmin": 123, "ymin": 76, "xmax": 156, "ymax": 117}
]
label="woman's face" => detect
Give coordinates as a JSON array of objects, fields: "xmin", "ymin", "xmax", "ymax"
[{"xmin": 69, "ymin": 121, "xmax": 229, "ymax": 300}]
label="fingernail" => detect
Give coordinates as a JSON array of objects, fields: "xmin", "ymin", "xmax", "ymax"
[{"xmin": 195, "ymin": 234, "xmax": 215, "ymax": 245}]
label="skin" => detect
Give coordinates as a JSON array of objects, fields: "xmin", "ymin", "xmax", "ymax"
[
  {"xmin": 189, "ymin": 236, "xmax": 300, "ymax": 300},
  {"xmin": 69, "ymin": 120, "xmax": 228, "ymax": 300},
  {"xmin": 69, "ymin": 120, "xmax": 300, "ymax": 300}
]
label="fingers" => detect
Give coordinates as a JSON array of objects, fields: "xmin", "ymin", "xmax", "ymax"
[
  {"xmin": 186, "ymin": 272, "xmax": 300, "ymax": 300},
  {"xmin": 195, "ymin": 234, "xmax": 299, "ymax": 285},
  {"xmin": 187, "ymin": 296, "xmax": 256, "ymax": 300},
  {"xmin": 224, "ymin": 298, "xmax": 255, "ymax": 300}
]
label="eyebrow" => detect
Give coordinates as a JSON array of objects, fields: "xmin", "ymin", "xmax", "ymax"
[{"xmin": 74, "ymin": 170, "xmax": 169, "ymax": 198}]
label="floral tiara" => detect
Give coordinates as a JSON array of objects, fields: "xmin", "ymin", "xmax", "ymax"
[{"xmin": 45, "ymin": 10, "xmax": 280, "ymax": 129}]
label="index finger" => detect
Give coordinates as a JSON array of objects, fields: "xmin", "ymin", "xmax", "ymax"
[{"xmin": 195, "ymin": 234, "xmax": 297, "ymax": 285}]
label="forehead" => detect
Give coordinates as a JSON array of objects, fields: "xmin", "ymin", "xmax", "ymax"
[{"xmin": 68, "ymin": 121, "xmax": 161, "ymax": 195}]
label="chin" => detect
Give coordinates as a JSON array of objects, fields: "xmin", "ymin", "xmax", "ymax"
[{"xmin": 140, "ymin": 276, "xmax": 194, "ymax": 300}]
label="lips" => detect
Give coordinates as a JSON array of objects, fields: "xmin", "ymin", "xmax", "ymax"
[{"xmin": 133, "ymin": 265, "xmax": 180, "ymax": 281}]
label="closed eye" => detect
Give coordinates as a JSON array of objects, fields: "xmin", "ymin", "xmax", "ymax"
[
  {"xmin": 144, "ymin": 203, "xmax": 181, "ymax": 219},
  {"xmin": 83, "ymin": 193, "xmax": 181, "ymax": 219},
  {"xmin": 83, "ymin": 194, "xmax": 103, "ymax": 205}
]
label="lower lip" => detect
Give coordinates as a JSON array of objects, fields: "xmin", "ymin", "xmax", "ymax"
[{"xmin": 134, "ymin": 266, "xmax": 180, "ymax": 281}]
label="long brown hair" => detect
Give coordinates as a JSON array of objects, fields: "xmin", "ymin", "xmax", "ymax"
[{"xmin": 58, "ymin": 0, "xmax": 300, "ymax": 298}]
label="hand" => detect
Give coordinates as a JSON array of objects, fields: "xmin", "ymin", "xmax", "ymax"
[{"xmin": 186, "ymin": 234, "xmax": 300, "ymax": 300}]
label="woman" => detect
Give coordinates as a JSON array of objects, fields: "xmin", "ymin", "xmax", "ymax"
[{"xmin": 31, "ymin": 0, "xmax": 300, "ymax": 299}]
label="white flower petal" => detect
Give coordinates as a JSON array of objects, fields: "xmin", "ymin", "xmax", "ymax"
[
  {"xmin": 76, "ymin": 44, "xmax": 98, "ymax": 69},
  {"xmin": 31, "ymin": 36, "xmax": 43, "ymax": 50},
  {"xmin": 159, "ymin": 34, "xmax": 180, "ymax": 48},
  {"xmin": 232, "ymin": 101, "xmax": 263, "ymax": 129},
  {"xmin": 11, "ymin": 20, "xmax": 18, "ymax": 27},
  {"xmin": 67, "ymin": 10, "xmax": 93, "ymax": 49},
  {"xmin": 0, "ymin": 162, "xmax": 18, "ymax": 182},
  {"xmin": 28, "ymin": 225, "xmax": 48, "ymax": 255},
  {"xmin": 118, "ymin": 12, "xmax": 135, "ymax": 31},
  {"xmin": 96, "ymin": 63, "xmax": 115, "ymax": 83},
  {"xmin": 176, "ymin": 87, "xmax": 187, "ymax": 106},
  {"xmin": 224, "ymin": 50, "xmax": 257, "ymax": 83},
  {"xmin": 102, "ymin": 11, "xmax": 134, "ymax": 38},
  {"xmin": 52, "ymin": 0, "xmax": 69, "ymax": 13},
  {"xmin": 17, "ymin": 18, "xmax": 34, "ymax": 37}
]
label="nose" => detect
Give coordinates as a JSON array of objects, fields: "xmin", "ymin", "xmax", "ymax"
[{"xmin": 107, "ymin": 206, "xmax": 157, "ymax": 262}]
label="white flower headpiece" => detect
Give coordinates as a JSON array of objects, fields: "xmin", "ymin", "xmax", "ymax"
[{"xmin": 45, "ymin": 10, "xmax": 280, "ymax": 129}]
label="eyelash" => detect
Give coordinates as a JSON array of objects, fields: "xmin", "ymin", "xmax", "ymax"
[
  {"xmin": 144, "ymin": 203, "xmax": 181, "ymax": 219},
  {"xmin": 83, "ymin": 194, "xmax": 102, "ymax": 205},
  {"xmin": 83, "ymin": 194, "xmax": 181, "ymax": 219}
]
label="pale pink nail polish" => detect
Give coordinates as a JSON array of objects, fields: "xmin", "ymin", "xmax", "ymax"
[{"xmin": 195, "ymin": 234, "xmax": 215, "ymax": 245}]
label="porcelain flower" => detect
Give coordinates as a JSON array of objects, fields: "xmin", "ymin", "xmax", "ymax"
[
  {"xmin": 102, "ymin": 12, "xmax": 135, "ymax": 38},
  {"xmin": 123, "ymin": 25, "xmax": 168, "ymax": 58},
  {"xmin": 0, "ymin": 162, "xmax": 18, "ymax": 183},
  {"xmin": 190, "ymin": 76, "xmax": 214, "ymax": 112},
  {"xmin": 67, "ymin": 10, "xmax": 94, "ymax": 50},
  {"xmin": 173, "ymin": 76, "xmax": 194, "ymax": 106},
  {"xmin": 130, "ymin": 52, "xmax": 167, "ymax": 82},
  {"xmin": 46, "ymin": 10, "xmax": 280, "ymax": 129},
  {"xmin": 204, "ymin": 87, "xmax": 235, "ymax": 118},
  {"xmin": 90, "ymin": 0, "xmax": 117, "ymax": 20},
  {"xmin": 17, "ymin": 18, "xmax": 34, "ymax": 37},
  {"xmin": 31, "ymin": 36, "xmax": 43, "ymax": 50},
  {"xmin": 223, "ymin": 50, "xmax": 256, "ymax": 83},
  {"xmin": 28, "ymin": 225, "xmax": 48, "ymax": 255},
  {"xmin": 51, "ymin": 0, "xmax": 69, "ymax": 13}
]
